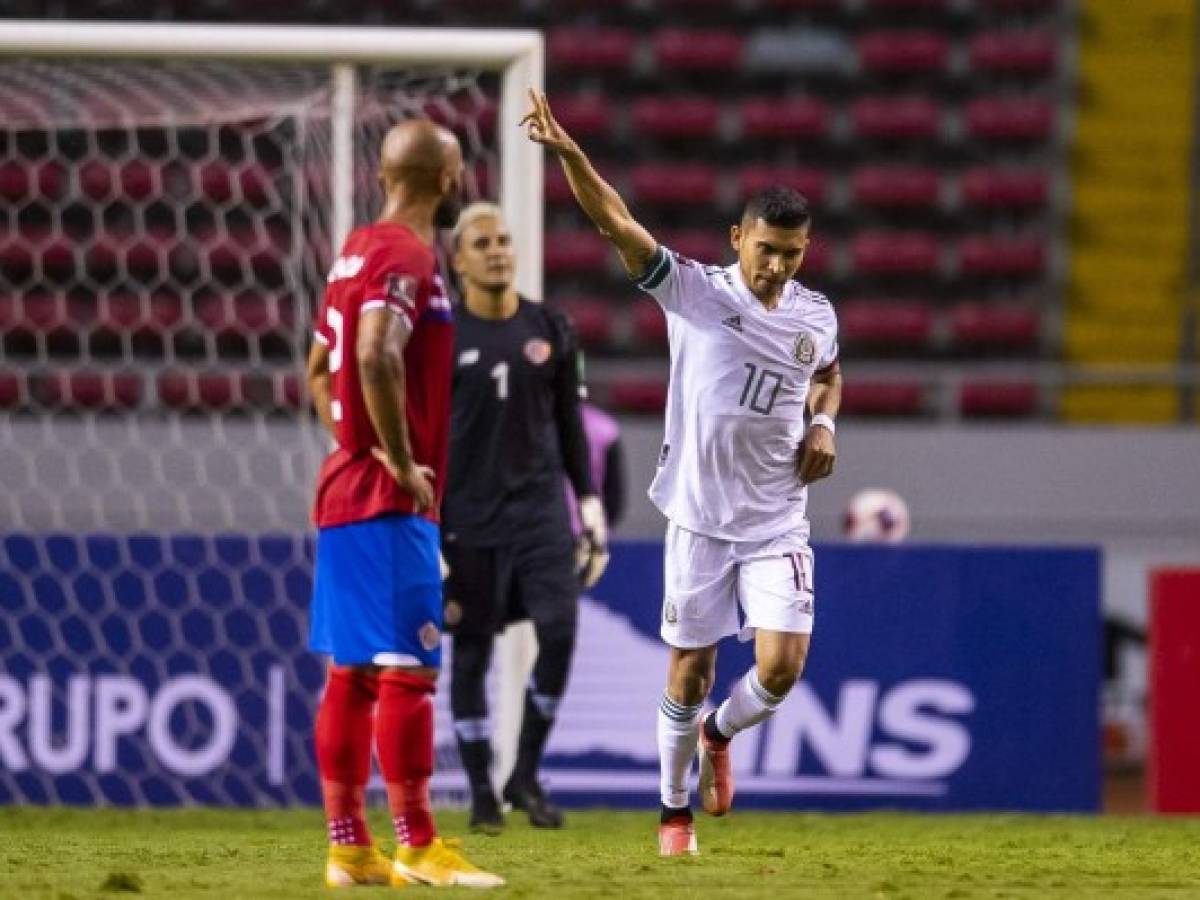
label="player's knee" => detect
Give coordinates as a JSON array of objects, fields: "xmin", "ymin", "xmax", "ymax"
[{"xmin": 756, "ymin": 656, "xmax": 806, "ymax": 698}]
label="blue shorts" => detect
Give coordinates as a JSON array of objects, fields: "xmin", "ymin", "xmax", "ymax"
[{"xmin": 309, "ymin": 513, "xmax": 443, "ymax": 668}]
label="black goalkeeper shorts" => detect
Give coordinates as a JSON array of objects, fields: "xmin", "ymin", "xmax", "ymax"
[{"xmin": 443, "ymin": 536, "xmax": 578, "ymax": 638}]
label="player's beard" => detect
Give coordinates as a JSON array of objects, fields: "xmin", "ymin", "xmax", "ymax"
[{"xmin": 434, "ymin": 190, "xmax": 463, "ymax": 231}]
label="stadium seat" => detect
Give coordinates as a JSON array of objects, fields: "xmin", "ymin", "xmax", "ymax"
[
  {"xmin": 802, "ymin": 236, "xmax": 834, "ymax": 277},
  {"xmin": 759, "ymin": 0, "xmax": 841, "ymax": 9},
  {"xmin": 554, "ymin": 297, "xmax": 615, "ymax": 347},
  {"xmin": 851, "ymin": 166, "xmax": 940, "ymax": 209},
  {"xmin": 630, "ymin": 163, "xmax": 717, "ymax": 207},
  {"xmin": 546, "ymin": 163, "xmax": 623, "ymax": 205},
  {"xmin": 0, "ymin": 160, "xmax": 65, "ymax": 202},
  {"xmin": 195, "ymin": 162, "xmax": 273, "ymax": 206},
  {"xmin": 838, "ymin": 299, "xmax": 934, "ymax": 346},
  {"xmin": 852, "ymin": 231, "xmax": 941, "ymax": 276},
  {"xmin": 839, "ymin": 380, "xmax": 926, "ymax": 417},
  {"xmin": 958, "ymin": 235, "xmax": 1046, "ymax": 277},
  {"xmin": 653, "ymin": 30, "xmax": 744, "ymax": 72},
  {"xmin": 960, "ymin": 167, "xmax": 1049, "ymax": 209},
  {"xmin": 969, "ymin": 31, "xmax": 1058, "ymax": 76},
  {"xmin": 42, "ymin": 370, "xmax": 142, "ymax": 410},
  {"xmin": 739, "ymin": 97, "xmax": 830, "ymax": 141},
  {"xmin": 605, "ymin": 378, "xmax": 668, "ymax": 415},
  {"xmin": 965, "ymin": 98, "xmax": 1056, "ymax": 142},
  {"xmin": 548, "ymin": 28, "xmax": 636, "ymax": 71},
  {"xmin": 157, "ymin": 370, "xmax": 239, "ymax": 410},
  {"xmin": 851, "ymin": 96, "xmax": 942, "ymax": 141},
  {"xmin": 543, "ymin": 230, "xmax": 610, "ymax": 275},
  {"xmin": 738, "ymin": 165, "xmax": 830, "ymax": 205},
  {"xmin": 0, "ymin": 370, "xmax": 22, "ymax": 407},
  {"xmin": 950, "ymin": 302, "xmax": 1039, "ymax": 348},
  {"xmin": 959, "ymin": 381, "xmax": 1039, "ymax": 418},
  {"xmin": 978, "ymin": 0, "xmax": 1060, "ymax": 10},
  {"xmin": 631, "ymin": 97, "xmax": 721, "ymax": 139},
  {"xmin": 546, "ymin": 94, "xmax": 613, "ymax": 139},
  {"xmin": 631, "ymin": 301, "xmax": 668, "ymax": 348},
  {"xmin": 864, "ymin": 0, "xmax": 949, "ymax": 9},
  {"xmin": 857, "ymin": 31, "xmax": 949, "ymax": 74}
]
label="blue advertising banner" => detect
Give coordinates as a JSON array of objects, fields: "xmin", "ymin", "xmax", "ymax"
[{"xmin": 0, "ymin": 535, "xmax": 1100, "ymax": 812}]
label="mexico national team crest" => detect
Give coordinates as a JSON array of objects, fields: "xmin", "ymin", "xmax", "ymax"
[
  {"xmin": 524, "ymin": 338, "xmax": 552, "ymax": 366},
  {"xmin": 794, "ymin": 331, "xmax": 816, "ymax": 365},
  {"xmin": 663, "ymin": 601, "xmax": 678, "ymax": 625},
  {"xmin": 385, "ymin": 272, "xmax": 417, "ymax": 309}
]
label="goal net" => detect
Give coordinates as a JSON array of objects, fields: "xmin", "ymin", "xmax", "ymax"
[{"xmin": 0, "ymin": 28, "xmax": 542, "ymax": 807}]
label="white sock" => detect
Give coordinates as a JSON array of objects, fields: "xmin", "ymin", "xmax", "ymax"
[
  {"xmin": 657, "ymin": 692, "xmax": 702, "ymax": 809},
  {"xmin": 714, "ymin": 668, "xmax": 785, "ymax": 739}
]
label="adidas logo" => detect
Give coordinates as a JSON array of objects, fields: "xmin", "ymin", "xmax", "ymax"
[{"xmin": 722, "ymin": 315, "xmax": 743, "ymax": 332}]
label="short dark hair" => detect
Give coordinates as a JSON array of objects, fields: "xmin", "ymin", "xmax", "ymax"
[{"xmin": 741, "ymin": 186, "xmax": 811, "ymax": 229}]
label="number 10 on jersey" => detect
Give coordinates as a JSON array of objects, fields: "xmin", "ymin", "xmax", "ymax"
[{"xmin": 739, "ymin": 362, "xmax": 784, "ymax": 415}]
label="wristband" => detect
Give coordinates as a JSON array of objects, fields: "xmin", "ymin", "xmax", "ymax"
[{"xmin": 810, "ymin": 413, "xmax": 836, "ymax": 435}]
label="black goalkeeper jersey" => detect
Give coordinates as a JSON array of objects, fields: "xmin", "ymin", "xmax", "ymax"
[{"xmin": 442, "ymin": 297, "xmax": 594, "ymax": 547}]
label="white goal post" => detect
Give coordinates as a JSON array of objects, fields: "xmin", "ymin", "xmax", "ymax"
[{"xmin": 0, "ymin": 20, "xmax": 544, "ymax": 798}]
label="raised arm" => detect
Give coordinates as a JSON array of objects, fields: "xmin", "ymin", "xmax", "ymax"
[{"xmin": 522, "ymin": 90, "xmax": 657, "ymax": 278}]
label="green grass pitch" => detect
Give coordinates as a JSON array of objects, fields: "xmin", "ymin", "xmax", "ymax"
[{"xmin": 2, "ymin": 807, "xmax": 1199, "ymax": 898}]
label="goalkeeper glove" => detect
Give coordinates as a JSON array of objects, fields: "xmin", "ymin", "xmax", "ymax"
[{"xmin": 575, "ymin": 495, "xmax": 610, "ymax": 590}]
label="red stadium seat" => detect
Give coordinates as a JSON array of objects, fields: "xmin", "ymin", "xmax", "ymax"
[
  {"xmin": 950, "ymin": 303, "xmax": 1039, "ymax": 347},
  {"xmin": 544, "ymin": 230, "xmax": 610, "ymax": 274},
  {"xmin": 631, "ymin": 301, "xmax": 668, "ymax": 347},
  {"xmin": 196, "ymin": 162, "xmax": 274, "ymax": 206},
  {"xmin": 852, "ymin": 231, "xmax": 941, "ymax": 276},
  {"xmin": 959, "ymin": 381, "xmax": 1039, "ymax": 418},
  {"xmin": 851, "ymin": 166, "xmax": 940, "ymax": 209},
  {"xmin": 960, "ymin": 167, "xmax": 1049, "ymax": 209},
  {"xmin": 739, "ymin": 97, "xmax": 830, "ymax": 141},
  {"xmin": 0, "ymin": 370, "xmax": 22, "ymax": 407},
  {"xmin": 630, "ymin": 163, "xmax": 717, "ymax": 207},
  {"xmin": 43, "ymin": 371, "xmax": 142, "ymax": 410},
  {"xmin": 738, "ymin": 166, "xmax": 830, "ymax": 205},
  {"xmin": 547, "ymin": 94, "xmax": 613, "ymax": 139},
  {"xmin": 965, "ymin": 98, "xmax": 1055, "ymax": 142},
  {"xmin": 840, "ymin": 380, "xmax": 925, "ymax": 417},
  {"xmin": 857, "ymin": 31, "xmax": 949, "ymax": 74},
  {"xmin": 546, "ymin": 160, "xmax": 621, "ymax": 206},
  {"xmin": 0, "ymin": 161, "xmax": 65, "ymax": 202},
  {"xmin": 969, "ymin": 32, "xmax": 1058, "ymax": 75},
  {"xmin": 157, "ymin": 370, "xmax": 239, "ymax": 410},
  {"xmin": 760, "ymin": 0, "xmax": 840, "ymax": 8},
  {"xmin": 839, "ymin": 300, "xmax": 934, "ymax": 345},
  {"xmin": 554, "ymin": 297, "xmax": 616, "ymax": 347},
  {"xmin": 801, "ymin": 235, "xmax": 834, "ymax": 277},
  {"xmin": 631, "ymin": 97, "xmax": 721, "ymax": 139},
  {"xmin": 548, "ymin": 28, "xmax": 636, "ymax": 71},
  {"xmin": 979, "ymin": 0, "xmax": 1060, "ymax": 10},
  {"xmin": 653, "ymin": 30, "xmax": 744, "ymax": 72},
  {"xmin": 958, "ymin": 235, "xmax": 1046, "ymax": 277},
  {"xmin": 851, "ymin": 96, "xmax": 942, "ymax": 141},
  {"xmin": 606, "ymin": 378, "xmax": 668, "ymax": 415}
]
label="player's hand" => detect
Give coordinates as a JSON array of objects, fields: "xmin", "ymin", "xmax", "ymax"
[
  {"xmin": 575, "ymin": 495, "xmax": 610, "ymax": 589},
  {"xmin": 521, "ymin": 90, "xmax": 577, "ymax": 156},
  {"xmin": 371, "ymin": 448, "xmax": 436, "ymax": 512},
  {"xmin": 797, "ymin": 425, "xmax": 836, "ymax": 484}
]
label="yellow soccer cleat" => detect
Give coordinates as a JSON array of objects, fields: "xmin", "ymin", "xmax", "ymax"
[
  {"xmin": 391, "ymin": 836, "xmax": 505, "ymax": 889},
  {"xmin": 324, "ymin": 844, "xmax": 396, "ymax": 888}
]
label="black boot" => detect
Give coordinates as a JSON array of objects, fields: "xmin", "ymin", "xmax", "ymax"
[
  {"xmin": 503, "ymin": 692, "xmax": 564, "ymax": 828},
  {"xmin": 457, "ymin": 735, "xmax": 504, "ymax": 834}
]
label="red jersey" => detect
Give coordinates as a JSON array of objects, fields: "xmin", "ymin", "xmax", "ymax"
[{"xmin": 312, "ymin": 221, "xmax": 454, "ymax": 529}]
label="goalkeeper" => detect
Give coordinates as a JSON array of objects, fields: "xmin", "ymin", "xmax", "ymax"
[{"xmin": 442, "ymin": 202, "xmax": 609, "ymax": 833}]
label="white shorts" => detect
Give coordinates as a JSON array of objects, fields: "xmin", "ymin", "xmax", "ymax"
[{"xmin": 660, "ymin": 520, "xmax": 815, "ymax": 649}]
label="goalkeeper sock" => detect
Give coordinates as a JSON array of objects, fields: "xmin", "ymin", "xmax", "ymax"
[
  {"xmin": 715, "ymin": 668, "xmax": 785, "ymax": 739},
  {"xmin": 315, "ymin": 666, "xmax": 379, "ymax": 846},
  {"xmin": 376, "ymin": 670, "xmax": 436, "ymax": 848},
  {"xmin": 657, "ymin": 692, "xmax": 702, "ymax": 810}
]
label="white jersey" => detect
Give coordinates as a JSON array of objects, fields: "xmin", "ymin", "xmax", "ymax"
[{"xmin": 635, "ymin": 245, "xmax": 839, "ymax": 542}]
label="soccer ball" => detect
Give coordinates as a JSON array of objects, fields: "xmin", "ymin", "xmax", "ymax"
[{"xmin": 843, "ymin": 488, "xmax": 911, "ymax": 543}]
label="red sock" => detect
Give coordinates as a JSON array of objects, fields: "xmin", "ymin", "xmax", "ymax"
[
  {"xmin": 376, "ymin": 670, "xmax": 437, "ymax": 848},
  {"xmin": 316, "ymin": 666, "xmax": 379, "ymax": 846}
]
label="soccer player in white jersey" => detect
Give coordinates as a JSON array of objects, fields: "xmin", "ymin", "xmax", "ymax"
[{"xmin": 523, "ymin": 92, "xmax": 842, "ymax": 856}]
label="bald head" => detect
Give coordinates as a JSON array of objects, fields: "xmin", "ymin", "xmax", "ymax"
[{"xmin": 380, "ymin": 119, "xmax": 463, "ymax": 194}]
